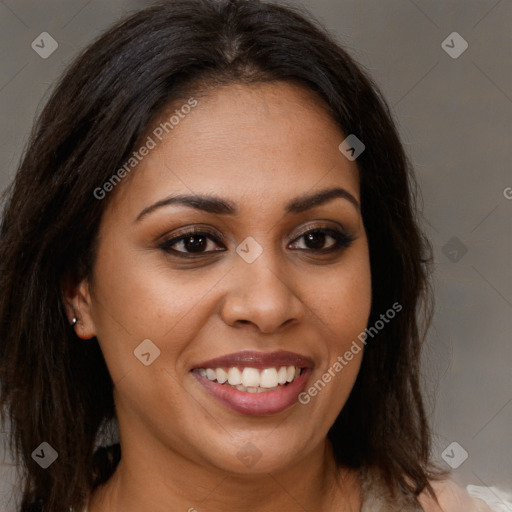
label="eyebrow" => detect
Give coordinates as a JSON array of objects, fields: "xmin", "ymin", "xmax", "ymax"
[{"xmin": 135, "ymin": 186, "xmax": 360, "ymax": 222}]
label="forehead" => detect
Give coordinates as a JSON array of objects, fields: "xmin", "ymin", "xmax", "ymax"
[{"xmin": 110, "ymin": 81, "xmax": 360, "ymax": 216}]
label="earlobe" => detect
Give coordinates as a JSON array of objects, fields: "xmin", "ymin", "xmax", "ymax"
[{"xmin": 61, "ymin": 278, "xmax": 97, "ymax": 340}]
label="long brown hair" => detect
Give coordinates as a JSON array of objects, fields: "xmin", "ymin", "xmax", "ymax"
[{"xmin": 0, "ymin": 1, "xmax": 437, "ymax": 510}]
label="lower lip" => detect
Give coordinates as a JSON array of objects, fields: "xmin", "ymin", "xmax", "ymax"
[{"xmin": 192, "ymin": 368, "xmax": 312, "ymax": 416}]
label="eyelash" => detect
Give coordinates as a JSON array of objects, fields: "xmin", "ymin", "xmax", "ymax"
[{"xmin": 158, "ymin": 226, "xmax": 355, "ymax": 258}]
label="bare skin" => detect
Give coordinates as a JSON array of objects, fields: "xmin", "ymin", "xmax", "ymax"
[{"xmin": 65, "ymin": 81, "xmax": 372, "ymax": 512}]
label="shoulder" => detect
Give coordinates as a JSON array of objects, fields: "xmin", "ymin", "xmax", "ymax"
[
  {"xmin": 359, "ymin": 466, "xmax": 499, "ymax": 512},
  {"xmin": 418, "ymin": 479, "xmax": 493, "ymax": 512}
]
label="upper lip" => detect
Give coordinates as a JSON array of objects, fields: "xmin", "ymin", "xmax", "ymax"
[{"xmin": 192, "ymin": 350, "xmax": 314, "ymax": 370}]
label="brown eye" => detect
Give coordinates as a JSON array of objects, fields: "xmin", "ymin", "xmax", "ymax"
[
  {"xmin": 159, "ymin": 230, "xmax": 225, "ymax": 256},
  {"xmin": 182, "ymin": 235, "xmax": 208, "ymax": 253},
  {"xmin": 289, "ymin": 228, "xmax": 355, "ymax": 252}
]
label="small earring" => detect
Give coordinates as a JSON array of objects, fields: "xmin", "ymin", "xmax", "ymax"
[{"xmin": 72, "ymin": 317, "xmax": 78, "ymax": 326}]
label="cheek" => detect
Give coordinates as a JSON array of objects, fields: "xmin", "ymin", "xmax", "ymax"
[
  {"xmin": 298, "ymin": 243, "xmax": 371, "ymax": 420},
  {"xmin": 88, "ymin": 243, "xmax": 222, "ymax": 382},
  {"xmin": 312, "ymin": 244, "xmax": 372, "ymax": 349},
  {"xmin": 92, "ymin": 236, "xmax": 221, "ymax": 329}
]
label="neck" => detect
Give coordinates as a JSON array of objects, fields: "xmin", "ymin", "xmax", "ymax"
[{"xmin": 89, "ymin": 432, "xmax": 360, "ymax": 512}]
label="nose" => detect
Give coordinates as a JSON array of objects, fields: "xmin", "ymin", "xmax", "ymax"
[{"xmin": 219, "ymin": 254, "xmax": 306, "ymax": 334}]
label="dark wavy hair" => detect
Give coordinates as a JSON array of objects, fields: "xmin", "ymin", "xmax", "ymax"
[{"xmin": 0, "ymin": 1, "xmax": 438, "ymax": 510}]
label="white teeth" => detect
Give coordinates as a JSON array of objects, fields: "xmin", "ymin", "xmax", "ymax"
[
  {"xmin": 227, "ymin": 367, "xmax": 242, "ymax": 386},
  {"xmin": 236, "ymin": 384, "xmax": 279, "ymax": 393},
  {"xmin": 236, "ymin": 384, "xmax": 259, "ymax": 393},
  {"xmin": 241, "ymin": 367, "xmax": 260, "ymax": 388},
  {"xmin": 260, "ymin": 368, "xmax": 279, "ymax": 388},
  {"xmin": 199, "ymin": 365, "xmax": 303, "ymax": 390},
  {"xmin": 215, "ymin": 368, "xmax": 228, "ymax": 384}
]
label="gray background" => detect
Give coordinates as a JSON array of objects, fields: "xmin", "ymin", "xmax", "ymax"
[{"xmin": 1, "ymin": 0, "xmax": 511, "ymax": 509}]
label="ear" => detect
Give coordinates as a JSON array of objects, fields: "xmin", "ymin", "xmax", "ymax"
[{"xmin": 61, "ymin": 276, "xmax": 97, "ymax": 340}]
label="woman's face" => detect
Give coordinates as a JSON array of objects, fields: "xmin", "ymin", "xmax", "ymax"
[{"xmin": 77, "ymin": 81, "xmax": 371, "ymax": 474}]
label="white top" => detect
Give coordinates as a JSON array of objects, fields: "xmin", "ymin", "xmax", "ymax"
[{"xmin": 467, "ymin": 485, "xmax": 512, "ymax": 512}]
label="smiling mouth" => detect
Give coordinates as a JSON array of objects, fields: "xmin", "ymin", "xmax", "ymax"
[
  {"xmin": 192, "ymin": 366, "xmax": 311, "ymax": 415},
  {"xmin": 191, "ymin": 350, "xmax": 313, "ymax": 415},
  {"xmin": 196, "ymin": 365, "xmax": 303, "ymax": 393}
]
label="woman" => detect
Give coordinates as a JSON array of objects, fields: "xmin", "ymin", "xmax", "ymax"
[{"xmin": 0, "ymin": 1, "xmax": 494, "ymax": 511}]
